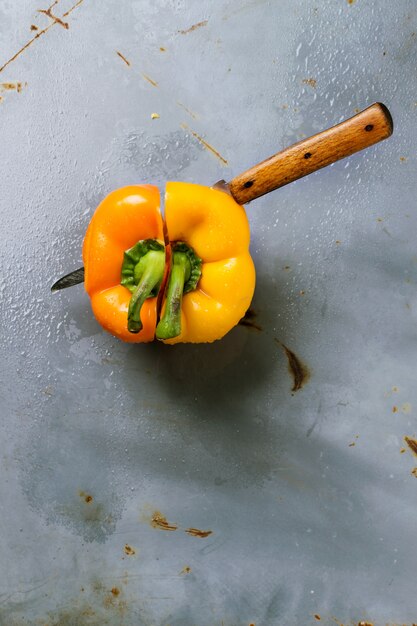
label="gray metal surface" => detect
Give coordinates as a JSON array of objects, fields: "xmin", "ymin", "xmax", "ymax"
[{"xmin": 1, "ymin": 1, "xmax": 416, "ymax": 624}]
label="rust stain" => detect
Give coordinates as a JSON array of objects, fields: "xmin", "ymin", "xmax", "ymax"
[
  {"xmin": 38, "ymin": 7, "xmax": 69, "ymax": 28},
  {"xmin": 411, "ymin": 467, "xmax": 417, "ymax": 477},
  {"xmin": 0, "ymin": 81, "xmax": 26, "ymax": 92},
  {"xmin": 0, "ymin": 0, "xmax": 84, "ymax": 74},
  {"xmin": 177, "ymin": 100, "xmax": 198, "ymax": 119},
  {"xmin": 30, "ymin": 24, "xmax": 39, "ymax": 30},
  {"xmin": 124, "ymin": 544, "xmax": 136, "ymax": 555},
  {"xmin": 180, "ymin": 565, "xmax": 191, "ymax": 575},
  {"xmin": 111, "ymin": 587, "xmax": 120, "ymax": 596},
  {"xmin": 348, "ymin": 0, "xmax": 356, "ymax": 4},
  {"xmin": 314, "ymin": 616, "xmax": 321, "ymax": 621},
  {"xmin": 179, "ymin": 20, "xmax": 208, "ymax": 34},
  {"xmin": 159, "ymin": 46, "xmax": 166, "ymax": 52},
  {"xmin": 302, "ymin": 78, "xmax": 317, "ymax": 88},
  {"xmin": 400, "ymin": 156, "xmax": 407, "ymax": 162},
  {"xmin": 185, "ymin": 527, "xmax": 213, "ymax": 538},
  {"xmin": 116, "ymin": 50, "xmax": 131, "ymax": 66},
  {"xmin": 141, "ymin": 73, "xmax": 158, "ymax": 87},
  {"xmin": 392, "ymin": 405, "xmax": 398, "ymax": 413},
  {"xmin": 79, "ymin": 490, "xmax": 93, "ymax": 503},
  {"xmin": 151, "ymin": 511, "xmax": 178, "ymax": 531},
  {"xmin": 276, "ymin": 340, "xmax": 310, "ymax": 392},
  {"xmin": 400, "ymin": 447, "xmax": 406, "ymax": 453},
  {"xmin": 357, "ymin": 622, "xmax": 373, "ymax": 626},
  {"xmin": 404, "ymin": 436, "xmax": 417, "ymax": 456},
  {"xmin": 62, "ymin": 0, "xmax": 85, "ymax": 17},
  {"xmin": 239, "ymin": 308, "xmax": 262, "ymax": 332},
  {"xmin": 181, "ymin": 123, "xmax": 228, "ymax": 165}
]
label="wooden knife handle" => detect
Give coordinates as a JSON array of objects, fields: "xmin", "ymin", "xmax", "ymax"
[{"xmin": 228, "ymin": 102, "xmax": 393, "ymax": 205}]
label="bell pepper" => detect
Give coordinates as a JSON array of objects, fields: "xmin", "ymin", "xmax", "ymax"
[
  {"xmin": 82, "ymin": 185, "xmax": 165, "ymax": 343},
  {"xmin": 82, "ymin": 182, "xmax": 255, "ymax": 344},
  {"xmin": 156, "ymin": 182, "xmax": 255, "ymax": 344}
]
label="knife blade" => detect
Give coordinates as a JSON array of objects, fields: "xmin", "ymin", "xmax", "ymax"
[
  {"xmin": 51, "ymin": 103, "xmax": 393, "ymax": 292},
  {"xmin": 51, "ymin": 267, "xmax": 84, "ymax": 292}
]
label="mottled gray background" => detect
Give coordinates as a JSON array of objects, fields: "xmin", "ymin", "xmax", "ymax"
[{"xmin": 0, "ymin": 1, "xmax": 416, "ymax": 624}]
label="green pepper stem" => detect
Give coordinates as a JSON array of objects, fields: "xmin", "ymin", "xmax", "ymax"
[
  {"xmin": 156, "ymin": 252, "xmax": 190, "ymax": 340},
  {"xmin": 127, "ymin": 250, "xmax": 165, "ymax": 333}
]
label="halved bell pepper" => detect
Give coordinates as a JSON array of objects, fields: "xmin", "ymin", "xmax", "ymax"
[
  {"xmin": 82, "ymin": 185, "xmax": 165, "ymax": 343},
  {"xmin": 83, "ymin": 182, "xmax": 255, "ymax": 344},
  {"xmin": 156, "ymin": 182, "xmax": 256, "ymax": 344}
]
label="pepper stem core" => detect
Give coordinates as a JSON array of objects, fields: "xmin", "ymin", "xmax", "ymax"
[
  {"xmin": 120, "ymin": 239, "xmax": 165, "ymax": 334},
  {"xmin": 156, "ymin": 242, "xmax": 202, "ymax": 340}
]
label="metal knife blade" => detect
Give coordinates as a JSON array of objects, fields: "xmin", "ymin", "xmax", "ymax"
[{"xmin": 51, "ymin": 267, "xmax": 85, "ymax": 292}]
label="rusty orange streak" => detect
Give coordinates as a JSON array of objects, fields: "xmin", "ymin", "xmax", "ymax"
[
  {"xmin": 116, "ymin": 51, "xmax": 131, "ymax": 66},
  {"xmin": 141, "ymin": 73, "xmax": 158, "ymax": 87},
  {"xmin": 179, "ymin": 20, "xmax": 208, "ymax": 34},
  {"xmin": 181, "ymin": 123, "xmax": 228, "ymax": 165},
  {"xmin": 0, "ymin": 0, "xmax": 84, "ymax": 74},
  {"xmin": 176, "ymin": 101, "xmax": 198, "ymax": 119},
  {"xmin": 151, "ymin": 511, "xmax": 178, "ymax": 531},
  {"xmin": 185, "ymin": 527, "xmax": 213, "ymax": 538},
  {"xmin": 404, "ymin": 436, "xmax": 417, "ymax": 457},
  {"xmin": 38, "ymin": 8, "xmax": 69, "ymax": 28},
  {"xmin": 62, "ymin": 0, "xmax": 85, "ymax": 17}
]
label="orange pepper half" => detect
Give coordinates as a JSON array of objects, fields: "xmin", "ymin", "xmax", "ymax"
[{"xmin": 82, "ymin": 185, "xmax": 164, "ymax": 343}]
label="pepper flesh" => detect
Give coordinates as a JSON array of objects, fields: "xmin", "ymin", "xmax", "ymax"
[
  {"xmin": 160, "ymin": 182, "xmax": 256, "ymax": 344},
  {"xmin": 82, "ymin": 185, "xmax": 164, "ymax": 342}
]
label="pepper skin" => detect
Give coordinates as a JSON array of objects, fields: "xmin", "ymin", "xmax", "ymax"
[
  {"xmin": 82, "ymin": 185, "xmax": 164, "ymax": 342},
  {"xmin": 159, "ymin": 182, "xmax": 256, "ymax": 344}
]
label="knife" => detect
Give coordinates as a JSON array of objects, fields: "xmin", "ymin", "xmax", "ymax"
[{"xmin": 51, "ymin": 102, "xmax": 393, "ymax": 292}]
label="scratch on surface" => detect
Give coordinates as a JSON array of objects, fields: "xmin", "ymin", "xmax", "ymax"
[
  {"xmin": 275, "ymin": 339, "xmax": 310, "ymax": 393},
  {"xmin": 38, "ymin": 7, "xmax": 69, "ymax": 29},
  {"xmin": 404, "ymin": 436, "xmax": 417, "ymax": 457},
  {"xmin": 181, "ymin": 123, "xmax": 228, "ymax": 165},
  {"xmin": 185, "ymin": 527, "xmax": 213, "ymax": 538},
  {"xmin": 151, "ymin": 511, "xmax": 178, "ymax": 531},
  {"xmin": 116, "ymin": 50, "xmax": 131, "ymax": 66},
  {"xmin": 144, "ymin": 509, "xmax": 213, "ymax": 539},
  {"xmin": 177, "ymin": 101, "xmax": 198, "ymax": 119},
  {"xmin": 141, "ymin": 73, "xmax": 158, "ymax": 87},
  {"xmin": 178, "ymin": 20, "xmax": 208, "ymax": 34},
  {"xmin": 0, "ymin": 0, "xmax": 84, "ymax": 74},
  {"xmin": 62, "ymin": 0, "xmax": 85, "ymax": 17}
]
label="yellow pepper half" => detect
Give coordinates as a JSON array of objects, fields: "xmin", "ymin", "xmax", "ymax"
[{"xmin": 156, "ymin": 182, "xmax": 256, "ymax": 344}]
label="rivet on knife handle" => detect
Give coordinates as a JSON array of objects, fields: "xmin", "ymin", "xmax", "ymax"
[{"xmin": 228, "ymin": 102, "xmax": 393, "ymax": 205}]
